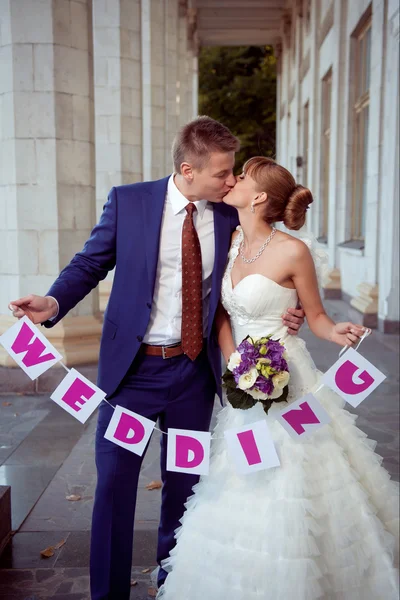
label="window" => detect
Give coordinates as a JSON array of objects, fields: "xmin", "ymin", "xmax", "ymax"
[
  {"xmin": 303, "ymin": 101, "xmax": 309, "ymax": 186},
  {"xmin": 320, "ymin": 69, "xmax": 332, "ymax": 241},
  {"xmin": 351, "ymin": 15, "xmax": 371, "ymax": 240}
]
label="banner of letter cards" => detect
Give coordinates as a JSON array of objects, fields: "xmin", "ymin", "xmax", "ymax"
[{"xmin": 0, "ymin": 316, "xmax": 385, "ymax": 476}]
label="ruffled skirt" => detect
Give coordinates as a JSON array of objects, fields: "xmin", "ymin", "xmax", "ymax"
[{"xmin": 159, "ymin": 339, "xmax": 399, "ymax": 599}]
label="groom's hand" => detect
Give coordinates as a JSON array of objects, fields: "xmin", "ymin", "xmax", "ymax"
[
  {"xmin": 9, "ymin": 295, "xmax": 58, "ymax": 324},
  {"xmin": 282, "ymin": 306, "xmax": 305, "ymax": 335}
]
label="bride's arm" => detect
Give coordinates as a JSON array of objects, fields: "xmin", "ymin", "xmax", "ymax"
[
  {"xmin": 290, "ymin": 241, "xmax": 365, "ymax": 347},
  {"xmin": 215, "ymin": 301, "xmax": 236, "ymax": 363}
]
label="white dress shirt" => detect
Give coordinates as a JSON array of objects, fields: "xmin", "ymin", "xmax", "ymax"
[{"xmin": 143, "ymin": 175, "xmax": 215, "ymax": 345}]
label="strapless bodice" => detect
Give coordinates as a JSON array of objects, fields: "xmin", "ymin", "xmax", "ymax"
[{"xmin": 221, "ymin": 229, "xmax": 298, "ymax": 345}]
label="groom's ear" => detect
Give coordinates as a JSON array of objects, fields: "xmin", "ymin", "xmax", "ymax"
[{"xmin": 181, "ymin": 162, "xmax": 194, "ymax": 181}]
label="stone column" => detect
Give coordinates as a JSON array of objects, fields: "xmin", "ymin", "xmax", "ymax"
[
  {"xmin": 377, "ymin": 2, "xmax": 399, "ymax": 332},
  {"xmin": 141, "ymin": 0, "xmax": 152, "ymax": 180},
  {"xmin": 308, "ymin": 0, "xmax": 321, "ymax": 236},
  {"xmin": 276, "ymin": 20, "xmax": 290, "ymax": 166},
  {"xmin": 178, "ymin": 8, "xmax": 190, "ymax": 128},
  {"xmin": 93, "ymin": 0, "xmax": 142, "ymax": 310},
  {"xmin": 0, "ymin": 0, "xmax": 101, "ymax": 372},
  {"xmin": 94, "ymin": 0, "xmax": 142, "ymax": 213},
  {"xmin": 150, "ymin": 0, "xmax": 167, "ymax": 180},
  {"xmin": 322, "ymin": 0, "xmax": 347, "ymax": 299},
  {"xmin": 350, "ymin": 0, "xmax": 392, "ymax": 327},
  {"xmin": 164, "ymin": 0, "xmax": 180, "ymax": 175},
  {"xmin": 191, "ymin": 48, "xmax": 199, "ymax": 117}
]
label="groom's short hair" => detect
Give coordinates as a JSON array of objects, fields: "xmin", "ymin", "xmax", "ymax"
[{"xmin": 172, "ymin": 116, "xmax": 240, "ymax": 173}]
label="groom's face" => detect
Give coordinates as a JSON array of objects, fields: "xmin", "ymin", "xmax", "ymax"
[{"xmin": 192, "ymin": 151, "xmax": 237, "ymax": 203}]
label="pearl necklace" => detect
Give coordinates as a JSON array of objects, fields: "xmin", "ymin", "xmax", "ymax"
[{"xmin": 239, "ymin": 227, "xmax": 277, "ymax": 264}]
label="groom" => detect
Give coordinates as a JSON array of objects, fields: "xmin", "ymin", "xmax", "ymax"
[{"xmin": 9, "ymin": 116, "xmax": 305, "ymax": 599}]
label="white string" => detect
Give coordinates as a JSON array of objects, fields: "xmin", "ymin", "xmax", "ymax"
[
  {"xmin": 60, "ymin": 361, "xmax": 70, "ymax": 373},
  {"xmin": 102, "ymin": 397, "xmax": 221, "ymax": 438},
  {"xmin": 338, "ymin": 328, "xmax": 371, "ymax": 357},
  {"xmin": 100, "ymin": 330, "xmax": 372, "ymax": 438}
]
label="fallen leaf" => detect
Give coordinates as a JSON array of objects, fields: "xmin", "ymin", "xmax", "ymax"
[
  {"xmin": 142, "ymin": 568, "xmax": 151, "ymax": 573},
  {"xmin": 130, "ymin": 580, "xmax": 138, "ymax": 586},
  {"xmin": 40, "ymin": 546, "xmax": 55, "ymax": 558},
  {"xmin": 145, "ymin": 480, "xmax": 162, "ymax": 491},
  {"xmin": 66, "ymin": 494, "xmax": 81, "ymax": 502},
  {"xmin": 40, "ymin": 538, "xmax": 65, "ymax": 557},
  {"xmin": 2, "ymin": 402, "xmax": 11, "ymax": 407},
  {"xmin": 148, "ymin": 588, "xmax": 157, "ymax": 597}
]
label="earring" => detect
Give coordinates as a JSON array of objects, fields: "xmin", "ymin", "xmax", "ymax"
[{"xmin": 251, "ymin": 202, "xmax": 255, "ymax": 214}]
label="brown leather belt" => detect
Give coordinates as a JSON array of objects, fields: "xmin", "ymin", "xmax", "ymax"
[{"xmin": 141, "ymin": 343, "xmax": 184, "ymax": 359}]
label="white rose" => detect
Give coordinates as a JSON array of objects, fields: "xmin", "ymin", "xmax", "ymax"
[
  {"xmin": 269, "ymin": 386, "xmax": 284, "ymax": 399},
  {"xmin": 272, "ymin": 371, "xmax": 290, "ymax": 391},
  {"xmin": 237, "ymin": 367, "xmax": 258, "ymax": 391},
  {"xmin": 247, "ymin": 387, "xmax": 268, "ymax": 400},
  {"xmin": 227, "ymin": 351, "xmax": 241, "ymax": 372}
]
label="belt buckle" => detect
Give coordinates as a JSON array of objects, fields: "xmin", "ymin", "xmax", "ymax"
[{"xmin": 161, "ymin": 346, "xmax": 168, "ymax": 360}]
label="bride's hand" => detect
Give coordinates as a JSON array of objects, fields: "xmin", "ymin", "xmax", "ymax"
[{"xmin": 330, "ymin": 322, "xmax": 368, "ymax": 347}]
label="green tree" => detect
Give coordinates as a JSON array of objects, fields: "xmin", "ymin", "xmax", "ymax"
[{"xmin": 199, "ymin": 46, "xmax": 277, "ymax": 171}]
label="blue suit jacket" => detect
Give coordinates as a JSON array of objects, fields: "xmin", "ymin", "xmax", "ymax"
[{"xmin": 44, "ymin": 176, "xmax": 239, "ymax": 399}]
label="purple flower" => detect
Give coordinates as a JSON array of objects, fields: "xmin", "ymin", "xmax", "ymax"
[
  {"xmin": 233, "ymin": 356, "xmax": 252, "ymax": 375},
  {"xmin": 253, "ymin": 375, "xmax": 274, "ymax": 396},
  {"xmin": 237, "ymin": 339, "xmax": 260, "ymax": 361},
  {"xmin": 270, "ymin": 356, "xmax": 289, "ymax": 372},
  {"xmin": 267, "ymin": 340, "xmax": 285, "ymax": 356}
]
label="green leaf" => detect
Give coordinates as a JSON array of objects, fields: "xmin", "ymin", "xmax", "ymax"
[
  {"xmin": 222, "ymin": 369, "xmax": 237, "ymax": 390},
  {"xmin": 261, "ymin": 400, "xmax": 273, "ymax": 414},
  {"xmin": 226, "ymin": 388, "xmax": 258, "ymax": 411},
  {"xmin": 261, "ymin": 385, "xmax": 289, "ymax": 414}
]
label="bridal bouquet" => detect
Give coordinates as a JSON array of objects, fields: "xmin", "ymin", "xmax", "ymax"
[{"xmin": 222, "ymin": 336, "xmax": 290, "ymax": 414}]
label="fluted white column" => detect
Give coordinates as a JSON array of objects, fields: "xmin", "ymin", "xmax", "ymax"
[{"xmin": 0, "ymin": 0, "xmax": 101, "ymax": 367}]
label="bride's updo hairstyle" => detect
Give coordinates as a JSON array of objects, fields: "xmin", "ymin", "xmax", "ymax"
[{"xmin": 243, "ymin": 156, "xmax": 313, "ymax": 230}]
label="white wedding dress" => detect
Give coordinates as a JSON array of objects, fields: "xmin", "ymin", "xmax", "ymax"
[{"xmin": 159, "ymin": 228, "xmax": 399, "ymax": 600}]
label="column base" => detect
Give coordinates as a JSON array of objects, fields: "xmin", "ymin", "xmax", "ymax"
[
  {"xmin": 349, "ymin": 283, "xmax": 378, "ymax": 328},
  {"xmin": 322, "ymin": 268, "xmax": 342, "ymax": 299},
  {"xmin": 378, "ymin": 318, "xmax": 400, "ymax": 334}
]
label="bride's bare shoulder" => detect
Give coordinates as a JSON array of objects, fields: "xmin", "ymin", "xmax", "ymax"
[{"xmin": 275, "ymin": 230, "xmax": 311, "ymax": 259}]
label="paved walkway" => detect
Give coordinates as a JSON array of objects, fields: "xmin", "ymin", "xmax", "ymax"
[{"xmin": 0, "ymin": 300, "xmax": 398, "ymax": 599}]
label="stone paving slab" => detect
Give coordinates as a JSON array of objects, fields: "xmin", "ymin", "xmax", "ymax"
[
  {"xmin": 0, "ymin": 397, "xmax": 49, "ymax": 465},
  {"xmin": 0, "ymin": 399, "xmax": 84, "ymax": 531},
  {"xmin": 0, "ymin": 567, "xmax": 156, "ymax": 599},
  {"xmin": 18, "ymin": 412, "xmax": 162, "ymax": 534}
]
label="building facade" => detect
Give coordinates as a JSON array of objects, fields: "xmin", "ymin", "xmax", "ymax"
[
  {"xmin": 0, "ymin": 0, "xmax": 398, "ymax": 377},
  {"xmin": 277, "ymin": 0, "xmax": 399, "ymax": 332}
]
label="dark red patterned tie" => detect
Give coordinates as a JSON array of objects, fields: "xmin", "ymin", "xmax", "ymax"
[{"xmin": 181, "ymin": 203, "xmax": 203, "ymax": 361}]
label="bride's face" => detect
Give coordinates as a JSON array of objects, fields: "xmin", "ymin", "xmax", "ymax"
[{"xmin": 223, "ymin": 171, "xmax": 260, "ymax": 209}]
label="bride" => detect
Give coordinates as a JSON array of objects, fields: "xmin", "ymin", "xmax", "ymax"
[{"xmin": 158, "ymin": 157, "xmax": 399, "ymax": 599}]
